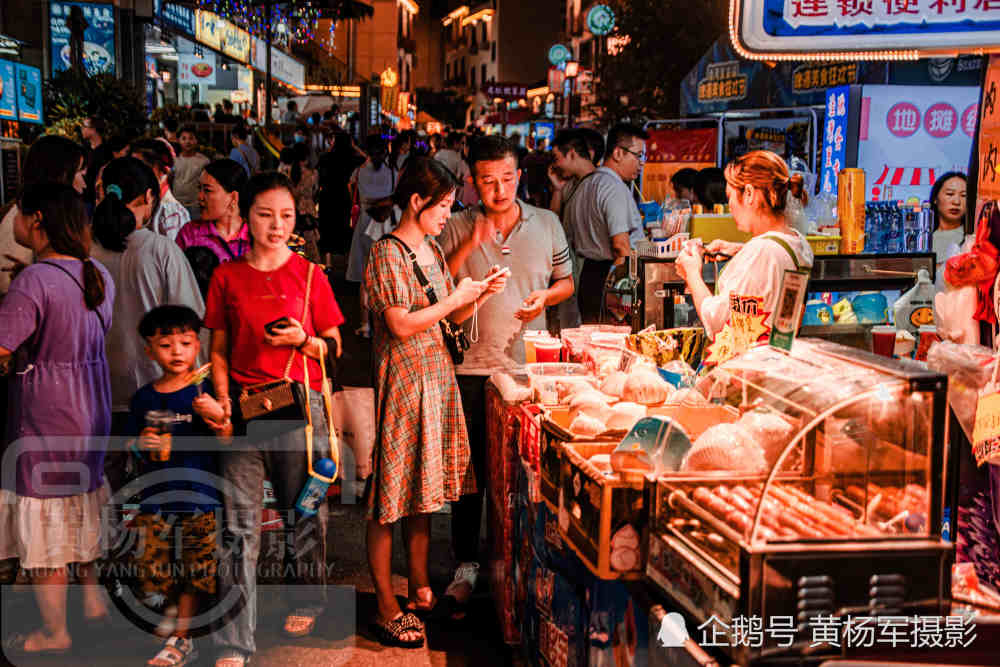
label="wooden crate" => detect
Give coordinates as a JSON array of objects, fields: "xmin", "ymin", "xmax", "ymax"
[
  {"xmin": 557, "ymin": 442, "xmax": 649, "ymax": 580},
  {"xmin": 539, "ymin": 412, "xmax": 617, "ymax": 512}
]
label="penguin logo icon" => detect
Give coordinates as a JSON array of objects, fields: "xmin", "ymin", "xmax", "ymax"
[{"xmin": 658, "ymin": 612, "xmax": 690, "ymax": 648}]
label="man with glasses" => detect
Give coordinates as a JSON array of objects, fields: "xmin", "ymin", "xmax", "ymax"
[{"xmin": 560, "ymin": 123, "xmax": 647, "ymax": 323}]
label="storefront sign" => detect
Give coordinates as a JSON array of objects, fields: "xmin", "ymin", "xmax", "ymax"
[
  {"xmin": 196, "ymin": 10, "xmax": 222, "ymax": 51},
  {"xmin": 858, "ymin": 84, "xmax": 978, "ymax": 203},
  {"xmin": 548, "ymin": 44, "xmax": 571, "ymax": 66},
  {"xmin": 586, "ymin": 4, "xmax": 615, "ymax": 36},
  {"xmin": 793, "ymin": 63, "xmax": 857, "ymax": 92},
  {"xmin": 222, "ymin": 21, "xmax": 250, "ymax": 63},
  {"xmin": 157, "ymin": 1, "xmax": 195, "ymax": 37},
  {"xmin": 534, "ymin": 121, "xmax": 555, "ymax": 147},
  {"xmin": 547, "ymin": 67, "xmax": 564, "ymax": 93},
  {"xmin": 733, "ymin": 0, "xmax": 1000, "ymax": 60},
  {"xmin": 696, "ymin": 60, "xmax": 748, "ymax": 104},
  {"xmin": 49, "ymin": 1, "xmax": 115, "ymax": 76},
  {"xmin": 237, "ymin": 65, "xmax": 253, "ymax": 101},
  {"xmin": 821, "ymin": 85, "xmax": 849, "ymax": 195},
  {"xmin": 483, "ymin": 82, "xmax": 528, "ymax": 100},
  {"xmin": 251, "ymin": 37, "xmax": 305, "ymax": 90},
  {"xmin": 0, "ymin": 59, "xmax": 15, "ymax": 119},
  {"xmin": 178, "ymin": 53, "xmax": 216, "ymax": 86},
  {"xmin": 978, "ymin": 57, "xmax": 1000, "ymax": 200},
  {"xmin": 16, "ymin": 64, "xmax": 42, "ymax": 124}
]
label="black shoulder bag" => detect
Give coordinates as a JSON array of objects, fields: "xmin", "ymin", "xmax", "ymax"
[{"xmin": 381, "ymin": 234, "xmax": 470, "ymax": 365}]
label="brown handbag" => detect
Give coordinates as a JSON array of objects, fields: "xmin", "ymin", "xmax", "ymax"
[{"xmin": 238, "ymin": 263, "xmax": 316, "ymax": 420}]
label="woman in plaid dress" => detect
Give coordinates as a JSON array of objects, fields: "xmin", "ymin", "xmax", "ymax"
[{"xmin": 363, "ymin": 158, "xmax": 507, "ymax": 648}]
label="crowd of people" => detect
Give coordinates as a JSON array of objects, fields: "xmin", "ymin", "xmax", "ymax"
[{"xmin": 1, "ymin": 107, "xmax": 883, "ymax": 666}]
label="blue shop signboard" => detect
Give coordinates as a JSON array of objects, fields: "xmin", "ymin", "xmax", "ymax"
[
  {"xmin": 49, "ymin": 1, "xmax": 116, "ymax": 76},
  {"xmin": 156, "ymin": 1, "xmax": 196, "ymax": 37},
  {"xmin": 16, "ymin": 64, "xmax": 43, "ymax": 124},
  {"xmin": 0, "ymin": 59, "xmax": 16, "ymax": 120},
  {"xmin": 733, "ymin": 0, "xmax": 1000, "ymax": 58},
  {"xmin": 820, "ymin": 85, "xmax": 849, "ymax": 195}
]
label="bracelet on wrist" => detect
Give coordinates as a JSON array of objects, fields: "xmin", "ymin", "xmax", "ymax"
[{"xmin": 296, "ymin": 335, "xmax": 312, "ymax": 351}]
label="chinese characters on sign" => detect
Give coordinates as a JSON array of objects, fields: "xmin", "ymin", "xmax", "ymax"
[
  {"xmin": 693, "ymin": 614, "xmax": 977, "ymax": 649},
  {"xmin": 821, "ymin": 85, "xmax": 849, "ymax": 194},
  {"xmin": 696, "ymin": 61, "xmax": 748, "ymax": 103},
  {"xmin": 785, "ymin": 0, "xmax": 1000, "ymax": 26},
  {"xmin": 482, "ymin": 83, "xmax": 528, "ymax": 100},
  {"xmin": 793, "ymin": 63, "xmax": 857, "ymax": 91}
]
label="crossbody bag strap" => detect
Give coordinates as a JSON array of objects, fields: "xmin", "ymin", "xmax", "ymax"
[
  {"xmin": 383, "ymin": 234, "xmax": 438, "ymax": 305},
  {"xmin": 39, "ymin": 260, "xmax": 107, "ymax": 331},
  {"xmin": 282, "ymin": 262, "xmax": 316, "ymax": 380},
  {"xmin": 760, "ymin": 234, "xmax": 808, "ymax": 272}
]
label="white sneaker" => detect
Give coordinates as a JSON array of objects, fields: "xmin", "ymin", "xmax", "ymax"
[{"xmin": 444, "ymin": 562, "xmax": 479, "ymax": 606}]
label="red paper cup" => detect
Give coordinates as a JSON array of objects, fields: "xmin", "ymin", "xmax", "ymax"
[{"xmin": 871, "ymin": 325, "xmax": 896, "ymax": 357}]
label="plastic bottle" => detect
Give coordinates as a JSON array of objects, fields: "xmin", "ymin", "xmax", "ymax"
[
  {"xmin": 295, "ymin": 457, "xmax": 337, "ymax": 516},
  {"xmin": 892, "ymin": 268, "xmax": 936, "ymax": 336}
]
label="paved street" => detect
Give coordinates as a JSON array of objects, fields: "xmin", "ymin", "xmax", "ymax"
[{"xmin": 0, "ymin": 267, "xmax": 514, "ymax": 667}]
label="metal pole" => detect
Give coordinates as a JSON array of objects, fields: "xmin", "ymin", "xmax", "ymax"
[{"xmin": 265, "ymin": 0, "xmax": 273, "ymax": 125}]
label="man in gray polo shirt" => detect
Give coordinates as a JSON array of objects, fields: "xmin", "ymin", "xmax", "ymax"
[
  {"xmin": 438, "ymin": 135, "xmax": 573, "ymax": 617},
  {"xmin": 560, "ymin": 123, "xmax": 647, "ymax": 322}
]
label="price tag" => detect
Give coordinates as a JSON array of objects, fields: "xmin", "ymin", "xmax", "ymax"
[
  {"xmin": 769, "ymin": 270, "xmax": 810, "ymax": 351},
  {"xmin": 703, "ymin": 294, "xmax": 770, "ymax": 366},
  {"xmin": 973, "ymin": 387, "xmax": 1000, "ymax": 466}
]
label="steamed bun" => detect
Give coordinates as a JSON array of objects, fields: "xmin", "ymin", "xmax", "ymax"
[
  {"xmin": 605, "ymin": 402, "xmax": 646, "ymax": 431},
  {"xmin": 600, "ymin": 371, "xmax": 628, "ymax": 398}
]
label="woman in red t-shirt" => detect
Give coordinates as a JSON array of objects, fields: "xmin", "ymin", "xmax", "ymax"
[{"xmin": 203, "ymin": 172, "xmax": 343, "ymax": 667}]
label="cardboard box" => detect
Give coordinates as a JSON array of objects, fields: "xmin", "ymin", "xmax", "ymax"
[{"xmin": 558, "ymin": 442, "xmax": 649, "ymax": 580}]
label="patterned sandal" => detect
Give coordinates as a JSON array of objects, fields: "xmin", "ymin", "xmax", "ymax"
[
  {"xmin": 370, "ymin": 612, "xmax": 424, "ymax": 648},
  {"xmin": 147, "ymin": 635, "xmax": 198, "ymax": 667},
  {"xmin": 283, "ymin": 610, "xmax": 318, "ymax": 638}
]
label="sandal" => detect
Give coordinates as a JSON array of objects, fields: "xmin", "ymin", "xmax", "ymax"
[
  {"xmin": 2, "ymin": 632, "xmax": 71, "ymax": 656},
  {"xmin": 147, "ymin": 635, "xmax": 198, "ymax": 667},
  {"xmin": 370, "ymin": 612, "xmax": 425, "ymax": 648},
  {"xmin": 283, "ymin": 610, "xmax": 318, "ymax": 638},
  {"xmin": 215, "ymin": 649, "xmax": 250, "ymax": 667},
  {"xmin": 404, "ymin": 587, "xmax": 437, "ymax": 617}
]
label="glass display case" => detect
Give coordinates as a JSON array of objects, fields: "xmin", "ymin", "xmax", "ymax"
[{"xmin": 645, "ymin": 339, "xmax": 953, "ymax": 664}]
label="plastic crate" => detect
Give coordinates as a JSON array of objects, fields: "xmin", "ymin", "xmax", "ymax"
[{"xmin": 806, "ymin": 234, "xmax": 841, "ymax": 255}]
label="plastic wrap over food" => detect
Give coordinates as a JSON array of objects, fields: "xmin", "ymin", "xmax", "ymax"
[
  {"xmin": 681, "ymin": 423, "xmax": 768, "ymax": 473},
  {"xmin": 926, "ymin": 340, "xmax": 999, "ymax": 443},
  {"xmin": 738, "ymin": 409, "xmax": 796, "ymax": 467}
]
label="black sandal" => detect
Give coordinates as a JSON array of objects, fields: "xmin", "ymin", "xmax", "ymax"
[{"xmin": 370, "ymin": 612, "xmax": 424, "ymax": 648}]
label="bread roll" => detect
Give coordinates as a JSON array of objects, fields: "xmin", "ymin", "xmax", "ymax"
[{"xmin": 738, "ymin": 409, "xmax": 795, "ymax": 466}]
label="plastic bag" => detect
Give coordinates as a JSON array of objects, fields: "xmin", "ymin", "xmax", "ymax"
[{"xmin": 926, "ymin": 340, "xmax": 998, "ymax": 443}]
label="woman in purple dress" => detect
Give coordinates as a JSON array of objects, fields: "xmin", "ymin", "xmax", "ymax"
[{"xmin": 0, "ymin": 184, "xmax": 115, "ymax": 656}]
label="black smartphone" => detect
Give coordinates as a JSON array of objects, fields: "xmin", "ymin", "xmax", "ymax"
[{"xmin": 265, "ymin": 317, "xmax": 292, "ymax": 335}]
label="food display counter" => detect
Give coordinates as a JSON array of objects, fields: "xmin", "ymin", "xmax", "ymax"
[
  {"xmin": 628, "ymin": 254, "xmax": 934, "ymax": 350},
  {"xmin": 644, "ymin": 340, "xmax": 952, "ymax": 664},
  {"xmin": 488, "ymin": 316, "xmax": 962, "ymax": 665}
]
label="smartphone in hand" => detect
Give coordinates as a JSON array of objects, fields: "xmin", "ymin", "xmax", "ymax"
[
  {"xmin": 265, "ymin": 317, "xmax": 292, "ymax": 335},
  {"xmin": 483, "ymin": 266, "xmax": 511, "ymax": 284}
]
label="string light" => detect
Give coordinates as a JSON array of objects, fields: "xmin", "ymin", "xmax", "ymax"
[{"xmin": 195, "ymin": 0, "xmax": 323, "ymax": 44}]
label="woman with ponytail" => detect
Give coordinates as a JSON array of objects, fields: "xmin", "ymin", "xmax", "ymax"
[
  {"xmin": 0, "ymin": 183, "xmax": 114, "ymax": 657},
  {"xmin": 675, "ymin": 150, "xmax": 814, "ymax": 338},
  {"xmin": 91, "ymin": 157, "xmax": 205, "ymax": 430}
]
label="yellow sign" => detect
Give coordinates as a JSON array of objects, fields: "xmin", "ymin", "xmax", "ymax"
[
  {"xmin": 380, "ymin": 67, "xmax": 398, "ymax": 88},
  {"xmin": 703, "ymin": 295, "xmax": 770, "ymax": 366},
  {"xmin": 792, "ymin": 63, "xmax": 857, "ymax": 92},
  {"xmin": 222, "ymin": 22, "xmax": 250, "ymax": 63},
  {"xmin": 973, "ymin": 389, "xmax": 1000, "ymax": 466},
  {"xmin": 196, "ymin": 10, "xmax": 249, "ymax": 63},
  {"xmin": 196, "ymin": 10, "xmax": 222, "ymax": 51}
]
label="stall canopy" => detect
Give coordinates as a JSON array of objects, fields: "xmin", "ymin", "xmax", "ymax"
[{"xmin": 680, "ymin": 37, "xmax": 888, "ymax": 116}]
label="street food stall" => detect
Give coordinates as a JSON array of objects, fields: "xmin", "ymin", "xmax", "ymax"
[{"xmin": 487, "ymin": 4, "xmax": 1000, "ymax": 665}]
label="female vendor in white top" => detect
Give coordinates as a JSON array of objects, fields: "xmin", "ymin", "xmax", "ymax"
[{"xmin": 676, "ymin": 150, "xmax": 814, "ymax": 338}]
